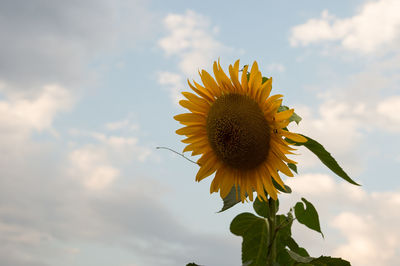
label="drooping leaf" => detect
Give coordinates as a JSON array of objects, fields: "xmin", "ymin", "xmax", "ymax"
[
  {"xmin": 286, "ymin": 250, "xmax": 351, "ymax": 266},
  {"xmin": 218, "ymin": 186, "xmax": 242, "ymax": 212},
  {"xmin": 230, "ymin": 213, "xmax": 270, "ymax": 266},
  {"xmin": 253, "ymin": 197, "xmax": 270, "ymax": 218},
  {"xmin": 275, "ymin": 214, "xmax": 295, "ymax": 266},
  {"xmin": 286, "ymin": 237, "xmax": 309, "ymax": 257},
  {"xmin": 287, "ymin": 163, "xmax": 298, "ymax": 174},
  {"xmin": 287, "ymin": 135, "xmax": 360, "ymax": 186},
  {"xmin": 294, "ymin": 198, "xmax": 323, "ymax": 237},
  {"xmin": 274, "ymin": 213, "xmax": 312, "ymax": 266},
  {"xmin": 287, "ymin": 250, "xmax": 313, "ymax": 264},
  {"xmin": 289, "ymin": 112, "xmax": 302, "ymax": 125}
]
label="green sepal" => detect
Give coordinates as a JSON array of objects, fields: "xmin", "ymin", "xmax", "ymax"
[
  {"xmin": 272, "ymin": 178, "xmax": 292, "ymax": 193},
  {"xmin": 262, "ymin": 76, "xmax": 270, "ymax": 83},
  {"xmin": 287, "ymin": 163, "xmax": 298, "ymax": 174},
  {"xmin": 294, "ymin": 198, "xmax": 324, "ymax": 238},
  {"xmin": 218, "ymin": 186, "xmax": 242, "ymax": 212},
  {"xmin": 286, "ymin": 135, "xmax": 360, "ymax": 186},
  {"xmin": 230, "ymin": 213, "xmax": 270, "ymax": 266}
]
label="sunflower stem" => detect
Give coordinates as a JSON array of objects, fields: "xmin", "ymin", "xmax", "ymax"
[{"xmin": 267, "ymin": 197, "xmax": 277, "ymax": 265}]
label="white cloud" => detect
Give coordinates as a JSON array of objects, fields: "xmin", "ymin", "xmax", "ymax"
[
  {"xmin": 290, "ymin": 0, "xmax": 400, "ymax": 53},
  {"xmin": 332, "ymin": 211, "xmax": 399, "ymax": 266},
  {"xmin": 282, "ymin": 173, "xmax": 400, "ymax": 266},
  {"xmin": 70, "ymin": 129, "xmax": 152, "ymax": 163},
  {"xmin": 105, "ymin": 119, "xmax": 139, "ymax": 132},
  {"xmin": 157, "ymin": 71, "xmax": 185, "ymax": 104},
  {"xmin": 376, "ymin": 96, "xmax": 400, "ymax": 132},
  {"xmin": 0, "ymin": 84, "xmax": 74, "ymax": 155},
  {"xmin": 69, "ymin": 147, "xmax": 119, "ymax": 190},
  {"xmin": 68, "ymin": 125, "xmax": 152, "ymax": 190},
  {"xmin": 0, "ymin": 84, "xmax": 73, "ymax": 132},
  {"xmin": 265, "ymin": 63, "xmax": 286, "ymax": 73},
  {"xmin": 159, "ymin": 10, "xmax": 226, "ymax": 77},
  {"xmin": 0, "ymin": 0, "xmax": 153, "ymax": 91},
  {"xmin": 158, "ymin": 10, "xmax": 234, "ymax": 105},
  {"xmin": 289, "ymin": 100, "xmax": 364, "ymax": 173}
]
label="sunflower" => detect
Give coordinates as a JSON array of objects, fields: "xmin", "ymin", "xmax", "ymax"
[{"xmin": 174, "ymin": 60, "xmax": 307, "ymax": 202}]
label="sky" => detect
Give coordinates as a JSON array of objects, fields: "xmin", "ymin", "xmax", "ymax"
[{"xmin": 1, "ymin": 0, "xmax": 400, "ymax": 265}]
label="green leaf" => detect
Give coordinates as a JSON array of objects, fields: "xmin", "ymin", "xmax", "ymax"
[
  {"xmin": 287, "ymin": 135, "xmax": 360, "ymax": 186},
  {"xmin": 289, "ymin": 112, "xmax": 302, "ymax": 125},
  {"xmin": 287, "ymin": 163, "xmax": 298, "ymax": 174},
  {"xmin": 186, "ymin": 263, "xmax": 201, "ymax": 266},
  {"xmin": 276, "ymin": 249, "xmax": 294, "ymax": 266},
  {"xmin": 286, "ymin": 250, "xmax": 351, "ymax": 266},
  {"xmin": 294, "ymin": 198, "xmax": 323, "ymax": 237},
  {"xmin": 253, "ymin": 197, "xmax": 269, "ymax": 218},
  {"xmin": 310, "ymin": 256, "xmax": 351, "ymax": 266},
  {"xmin": 287, "ymin": 250, "xmax": 313, "ymax": 264},
  {"xmin": 230, "ymin": 213, "xmax": 270, "ymax": 266},
  {"xmin": 286, "ymin": 237, "xmax": 309, "ymax": 257},
  {"xmin": 275, "ymin": 213, "xmax": 311, "ymax": 266},
  {"xmin": 218, "ymin": 186, "xmax": 242, "ymax": 212}
]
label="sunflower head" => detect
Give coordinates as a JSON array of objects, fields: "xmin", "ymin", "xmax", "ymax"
[{"xmin": 174, "ymin": 60, "xmax": 307, "ymax": 202}]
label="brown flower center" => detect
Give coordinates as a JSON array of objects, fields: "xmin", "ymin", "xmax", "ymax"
[{"xmin": 206, "ymin": 93, "xmax": 271, "ymax": 170}]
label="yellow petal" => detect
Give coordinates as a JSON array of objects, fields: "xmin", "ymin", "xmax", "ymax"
[
  {"xmin": 220, "ymin": 172, "xmax": 235, "ymax": 198},
  {"xmin": 258, "ymin": 77, "xmax": 272, "ymax": 103},
  {"xmin": 193, "ymin": 80, "xmax": 215, "ymax": 101},
  {"xmin": 255, "ymin": 175, "xmax": 267, "ymax": 201},
  {"xmin": 241, "ymin": 65, "xmax": 249, "ymax": 92},
  {"xmin": 174, "ymin": 113, "xmax": 206, "ymax": 123},
  {"xmin": 186, "ymin": 80, "xmax": 213, "ymax": 105},
  {"xmin": 269, "ymin": 152, "xmax": 294, "ymax": 177},
  {"xmin": 179, "ymin": 100, "xmax": 208, "ymax": 114},
  {"xmin": 196, "ymin": 154, "xmax": 220, "ymax": 181},
  {"xmin": 280, "ymin": 130, "xmax": 307, "ymax": 143},
  {"xmin": 264, "ymin": 94, "xmax": 283, "ymax": 108},
  {"xmin": 264, "ymin": 99, "xmax": 283, "ymax": 117},
  {"xmin": 265, "ymin": 164, "xmax": 285, "ymax": 189},
  {"xmin": 271, "ymin": 144, "xmax": 297, "ymax": 164},
  {"xmin": 191, "ymin": 148, "xmax": 208, "ymax": 156},
  {"xmin": 183, "ymin": 138, "xmax": 209, "ymax": 152},
  {"xmin": 275, "ymin": 109, "xmax": 294, "ymax": 122},
  {"xmin": 187, "ymin": 80, "xmax": 214, "ymax": 102},
  {"xmin": 210, "ymin": 168, "xmax": 225, "ymax": 193},
  {"xmin": 217, "ymin": 59, "xmax": 234, "ymax": 88},
  {"xmin": 249, "ymin": 61, "xmax": 261, "ymax": 97},
  {"xmin": 176, "ymin": 125, "xmax": 206, "ymax": 135},
  {"xmin": 229, "ymin": 63, "xmax": 241, "ymax": 93},
  {"xmin": 182, "ymin": 134, "xmax": 207, "ymax": 144},
  {"xmin": 248, "ymin": 61, "xmax": 259, "ymax": 86},
  {"xmin": 200, "ymin": 70, "xmax": 221, "ymax": 97},
  {"xmin": 262, "ymin": 174, "xmax": 277, "ymax": 200}
]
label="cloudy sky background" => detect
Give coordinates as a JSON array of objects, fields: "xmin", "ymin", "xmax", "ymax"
[{"xmin": 1, "ymin": 0, "xmax": 400, "ymax": 265}]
